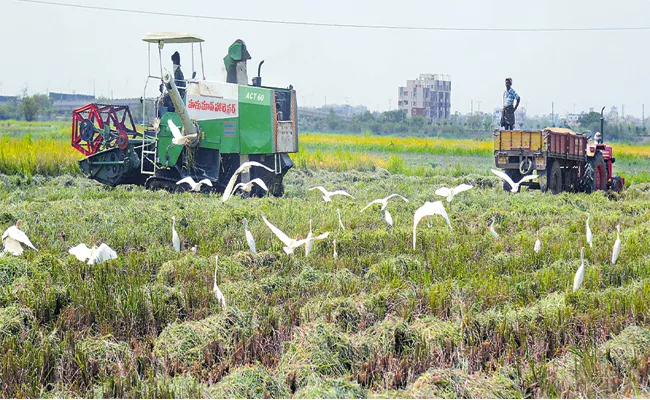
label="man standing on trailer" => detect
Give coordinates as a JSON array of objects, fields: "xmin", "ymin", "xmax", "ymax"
[{"xmin": 501, "ymin": 77, "xmax": 521, "ymax": 130}]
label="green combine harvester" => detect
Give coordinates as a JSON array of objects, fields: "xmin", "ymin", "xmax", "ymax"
[{"xmin": 71, "ymin": 33, "xmax": 297, "ymax": 196}]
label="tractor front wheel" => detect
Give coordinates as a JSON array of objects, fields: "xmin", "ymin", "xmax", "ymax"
[
  {"xmin": 611, "ymin": 176, "xmax": 624, "ymax": 192},
  {"xmin": 589, "ymin": 152, "xmax": 607, "ymax": 191}
]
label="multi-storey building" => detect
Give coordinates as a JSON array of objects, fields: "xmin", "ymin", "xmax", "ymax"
[{"xmin": 397, "ymin": 74, "xmax": 451, "ymax": 122}]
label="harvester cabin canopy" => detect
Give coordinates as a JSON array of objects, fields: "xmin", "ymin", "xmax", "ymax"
[{"xmin": 143, "ymin": 32, "xmax": 206, "ymax": 81}]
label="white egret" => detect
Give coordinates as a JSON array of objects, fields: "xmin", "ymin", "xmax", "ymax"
[
  {"xmin": 168, "ymin": 120, "xmax": 197, "ymax": 146},
  {"xmin": 573, "ymin": 247, "xmax": 586, "ymax": 292},
  {"xmin": 262, "ymin": 216, "xmax": 329, "ymax": 255},
  {"xmin": 385, "ymin": 210, "xmax": 393, "ymax": 227},
  {"xmin": 176, "ymin": 176, "xmax": 213, "ymax": 192},
  {"xmin": 534, "ymin": 230, "xmax": 541, "ymax": 253},
  {"xmin": 435, "ymin": 184, "xmax": 473, "ymax": 203},
  {"xmin": 490, "ymin": 169, "xmax": 536, "ymax": 193},
  {"xmin": 221, "ymin": 161, "xmax": 274, "ymax": 202},
  {"xmin": 412, "ymin": 201, "xmax": 453, "ymax": 250},
  {"xmin": 230, "ymin": 178, "xmax": 269, "ymax": 199},
  {"xmin": 333, "ymin": 240, "xmax": 338, "ymax": 259},
  {"xmin": 213, "ymin": 255, "xmax": 226, "ymax": 311},
  {"xmin": 191, "ymin": 245, "xmax": 198, "ymax": 255},
  {"xmin": 337, "ymin": 209, "xmax": 345, "ymax": 231},
  {"xmin": 489, "ymin": 217, "xmax": 499, "ymax": 238},
  {"xmin": 360, "ymin": 194, "xmax": 409, "ymax": 212},
  {"xmin": 69, "ymin": 243, "xmax": 117, "ymax": 265},
  {"xmin": 308, "ymin": 186, "xmax": 355, "ymax": 203},
  {"xmin": 171, "ymin": 216, "xmax": 180, "ymax": 252},
  {"xmin": 242, "ymin": 218, "xmax": 257, "ymax": 254},
  {"xmin": 611, "ymin": 223, "xmax": 622, "ymax": 265},
  {"xmin": 305, "ymin": 220, "xmax": 317, "ymax": 256},
  {"xmin": 585, "ymin": 213, "xmax": 593, "ymax": 248},
  {"xmin": 2, "ymin": 220, "xmax": 37, "ymax": 256}
]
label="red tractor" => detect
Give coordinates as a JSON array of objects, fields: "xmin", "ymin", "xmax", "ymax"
[{"xmin": 584, "ymin": 107, "xmax": 624, "ymax": 192}]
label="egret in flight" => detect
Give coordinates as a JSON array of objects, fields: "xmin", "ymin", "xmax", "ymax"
[
  {"xmin": 222, "ymin": 161, "xmax": 274, "ymax": 202},
  {"xmin": 176, "ymin": 177, "xmax": 213, "ymax": 192},
  {"xmin": 262, "ymin": 216, "xmax": 329, "ymax": 255},
  {"xmin": 412, "ymin": 201, "xmax": 453, "ymax": 250},
  {"xmin": 308, "ymin": 186, "xmax": 355, "ymax": 203},
  {"xmin": 69, "ymin": 243, "xmax": 117, "ymax": 265},
  {"xmin": 435, "ymin": 184, "xmax": 473, "ymax": 203},
  {"xmin": 168, "ymin": 120, "xmax": 197, "ymax": 146},
  {"xmin": 490, "ymin": 169, "xmax": 536, "ymax": 193},
  {"xmin": 2, "ymin": 220, "xmax": 37, "ymax": 256}
]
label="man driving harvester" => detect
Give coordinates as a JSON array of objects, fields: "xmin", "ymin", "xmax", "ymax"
[{"xmin": 501, "ymin": 77, "xmax": 521, "ymax": 130}]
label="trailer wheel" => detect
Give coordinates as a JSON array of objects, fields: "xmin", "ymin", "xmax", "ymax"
[
  {"xmin": 589, "ymin": 152, "xmax": 607, "ymax": 191},
  {"xmin": 503, "ymin": 170, "xmax": 523, "ymax": 192},
  {"xmin": 539, "ymin": 170, "xmax": 549, "ymax": 192},
  {"xmin": 549, "ymin": 160, "xmax": 563, "ymax": 194}
]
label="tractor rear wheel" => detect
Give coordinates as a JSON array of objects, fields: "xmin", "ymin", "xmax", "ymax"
[
  {"xmin": 503, "ymin": 170, "xmax": 523, "ymax": 192},
  {"xmin": 548, "ymin": 160, "xmax": 563, "ymax": 194},
  {"xmin": 589, "ymin": 152, "xmax": 607, "ymax": 191}
]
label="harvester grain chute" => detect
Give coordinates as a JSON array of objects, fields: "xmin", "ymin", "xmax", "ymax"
[{"xmin": 72, "ymin": 33, "xmax": 297, "ymax": 196}]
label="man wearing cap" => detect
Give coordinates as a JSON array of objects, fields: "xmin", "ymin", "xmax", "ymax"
[{"xmin": 501, "ymin": 78, "xmax": 520, "ymax": 130}]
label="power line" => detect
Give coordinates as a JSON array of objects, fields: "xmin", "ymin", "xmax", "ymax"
[{"xmin": 14, "ymin": 0, "xmax": 650, "ymax": 32}]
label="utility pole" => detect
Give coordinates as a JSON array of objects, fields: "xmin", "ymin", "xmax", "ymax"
[
  {"xmin": 324, "ymin": 96, "xmax": 327, "ymax": 106},
  {"xmin": 471, "ymin": 100, "xmax": 474, "ymax": 115},
  {"xmin": 643, "ymin": 104, "xmax": 645, "ymax": 128},
  {"xmin": 551, "ymin": 102, "xmax": 554, "ymax": 126},
  {"xmin": 477, "ymin": 101, "xmax": 481, "ymax": 113},
  {"xmin": 388, "ymin": 98, "xmax": 392, "ymax": 110}
]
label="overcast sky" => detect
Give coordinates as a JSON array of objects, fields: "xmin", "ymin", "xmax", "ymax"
[{"xmin": 1, "ymin": 0, "xmax": 649, "ymax": 116}]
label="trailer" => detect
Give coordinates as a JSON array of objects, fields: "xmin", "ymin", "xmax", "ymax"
[{"xmin": 494, "ymin": 118, "xmax": 624, "ymax": 194}]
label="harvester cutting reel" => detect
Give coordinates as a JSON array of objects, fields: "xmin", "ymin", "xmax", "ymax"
[{"xmin": 72, "ymin": 104, "xmax": 139, "ymax": 156}]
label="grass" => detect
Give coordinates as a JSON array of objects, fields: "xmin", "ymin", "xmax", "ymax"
[{"xmin": 0, "ymin": 121, "xmax": 650, "ymax": 397}]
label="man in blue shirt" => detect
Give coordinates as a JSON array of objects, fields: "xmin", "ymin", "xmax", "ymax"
[{"xmin": 501, "ymin": 78, "xmax": 521, "ymax": 130}]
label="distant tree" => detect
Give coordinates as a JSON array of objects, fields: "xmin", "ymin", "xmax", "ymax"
[{"xmin": 18, "ymin": 89, "xmax": 52, "ymax": 121}]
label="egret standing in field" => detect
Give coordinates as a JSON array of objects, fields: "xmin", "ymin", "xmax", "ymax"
[
  {"xmin": 435, "ymin": 184, "xmax": 473, "ymax": 203},
  {"xmin": 2, "ymin": 220, "xmax": 37, "ymax": 256},
  {"xmin": 585, "ymin": 213, "xmax": 593, "ymax": 248},
  {"xmin": 490, "ymin": 169, "xmax": 536, "ymax": 193},
  {"xmin": 412, "ymin": 201, "xmax": 453, "ymax": 250},
  {"xmin": 573, "ymin": 247, "xmax": 586, "ymax": 292},
  {"xmin": 242, "ymin": 218, "xmax": 257, "ymax": 254},
  {"xmin": 171, "ymin": 216, "xmax": 180, "ymax": 252},
  {"xmin": 337, "ymin": 209, "xmax": 345, "ymax": 231},
  {"xmin": 262, "ymin": 216, "xmax": 329, "ymax": 255},
  {"xmin": 213, "ymin": 255, "xmax": 226, "ymax": 311},
  {"xmin": 222, "ymin": 161, "xmax": 274, "ymax": 202},
  {"xmin": 534, "ymin": 230, "xmax": 541, "ymax": 253},
  {"xmin": 489, "ymin": 217, "xmax": 500, "ymax": 238},
  {"xmin": 308, "ymin": 186, "xmax": 355, "ymax": 203},
  {"xmin": 69, "ymin": 242, "xmax": 118, "ymax": 265},
  {"xmin": 176, "ymin": 177, "xmax": 213, "ymax": 192},
  {"xmin": 611, "ymin": 222, "xmax": 622, "ymax": 265}
]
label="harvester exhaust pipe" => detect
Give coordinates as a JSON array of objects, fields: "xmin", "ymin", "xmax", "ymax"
[
  {"xmin": 162, "ymin": 72, "xmax": 197, "ymax": 136},
  {"xmin": 600, "ymin": 106, "xmax": 605, "ymax": 142},
  {"xmin": 252, "ymin": 60, "xmax": 264, "ymax": 87}
]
